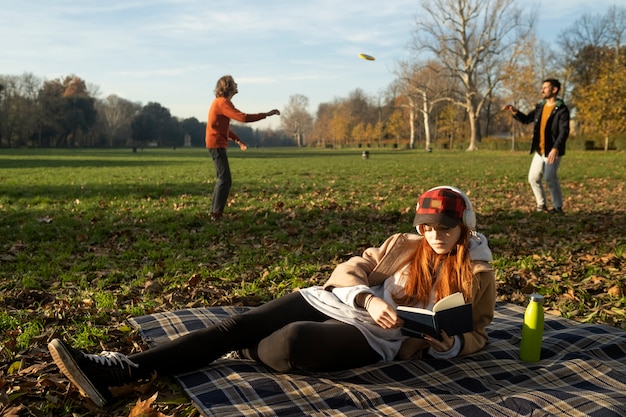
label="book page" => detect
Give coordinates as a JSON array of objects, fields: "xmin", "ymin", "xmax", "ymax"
[
  {"xmin": 397, "ymin": 305, "xmax": 434, "ymax": 316},
  {"xmin": 432, "ymin": 292, "xmax": 465, "ymax": 313}
]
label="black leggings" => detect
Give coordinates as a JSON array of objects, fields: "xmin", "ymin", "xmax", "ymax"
[{"xmin": 129, "ymin": 292, "xmax": 381, "ymax": 378}]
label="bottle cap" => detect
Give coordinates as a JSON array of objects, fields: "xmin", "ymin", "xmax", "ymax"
[{"xmin": 529, "ymin": 293, "xmax": 544, "ymax": 303}]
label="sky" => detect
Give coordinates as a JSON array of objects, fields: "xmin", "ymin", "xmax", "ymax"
[{"xmin": 0, "ymin": 0, "xmax": 619, "ymax": 130}]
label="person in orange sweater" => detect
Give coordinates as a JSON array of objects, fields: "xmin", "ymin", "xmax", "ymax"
[{"xmin": 205, "ymin": 75, "xmax": 280, "ymax": 220}]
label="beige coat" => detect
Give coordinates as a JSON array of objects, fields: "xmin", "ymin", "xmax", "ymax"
[{"xmin": 323, "ymin": 233, "xmax": 496, "ymax": 360}]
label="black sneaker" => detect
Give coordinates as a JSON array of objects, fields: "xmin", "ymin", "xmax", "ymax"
[
  {"xmin": 536, "ymin": 205, "xmax": 547, "ymax": 212},
  {"xmin": 48, "ymin": 338, "xmax": 138, "ymax": 407},
  {"xmin": 549, "ymin": 207, "xmax": 564, "ymax": 214}
]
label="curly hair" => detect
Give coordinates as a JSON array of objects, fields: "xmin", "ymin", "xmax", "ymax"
[{"xmin": 214, "ymin": 75, "xmax": 236, "ymax": 98}]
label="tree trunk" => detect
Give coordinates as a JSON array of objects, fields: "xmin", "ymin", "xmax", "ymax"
[
  {"xmin": 408, "ymin": 97, "xmax": 416, "ymax": 149},
  {"xmin": 422, "ymin": 92, "xmax": 431, "ymax": 150},
  {"xmin": 466, "ymin": 108, "xmax": 479, "ymax": 151}
]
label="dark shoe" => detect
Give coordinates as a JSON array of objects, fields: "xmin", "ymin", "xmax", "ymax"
[
  {"xmin": 549, "ymin": 207, "xmax": 564, "ymax": 214},
  {"xmin": 536, "ymin": 205, "xmax": 547, "ymax": 212},
  {"xmin": 210, "ymin": 211, "xmax": 223, "ymax": 220},
  {"xmin": 48, "ymin": 338, "xmax": 138, "ymax": 407}
]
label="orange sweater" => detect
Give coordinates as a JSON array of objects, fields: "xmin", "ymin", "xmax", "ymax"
[{"xmin": 205, "ymin": 97, "xmax": 267, "ymax": 148}]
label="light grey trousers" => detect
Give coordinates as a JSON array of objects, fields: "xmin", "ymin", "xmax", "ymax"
[{"xmin": 528, "ymin": 152, "xmax": 563, "ymax": 209}]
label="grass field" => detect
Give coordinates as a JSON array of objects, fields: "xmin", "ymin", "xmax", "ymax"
[{"xmin": 1, "ymin": 147, "xmax": 625, "ymax": 415}]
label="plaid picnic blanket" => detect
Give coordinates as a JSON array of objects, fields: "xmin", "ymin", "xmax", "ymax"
[{"xmin": 128, "ymin": 303, "xmax": 626, "ymax": 417}]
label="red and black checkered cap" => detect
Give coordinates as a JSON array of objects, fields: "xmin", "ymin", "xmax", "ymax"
[{"xmin": 413, "ymin": 188, "xmax": 466, "ymax": 228}]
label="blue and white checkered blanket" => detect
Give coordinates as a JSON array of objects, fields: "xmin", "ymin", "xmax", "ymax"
[{"xmin": 128, "ymin": 303, "xmax": 626, "ymax": 417}]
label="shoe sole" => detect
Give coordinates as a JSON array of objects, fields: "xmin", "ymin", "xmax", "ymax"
[{"xmin": 48, "ymin": 339, "xmax": 107, "ymax": 407}]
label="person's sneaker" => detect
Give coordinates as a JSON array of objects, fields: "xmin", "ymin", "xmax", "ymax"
[
  {"xmin": 536, "ymin": 205, "xmax": 547, "ymax": 212},
  {"xmin": 549, "ymin": 207, "xmax": 564, "ymax": 214},
  {"xmin": 48, "ymin": 338, "xmax": 138, "ymax": 407}
]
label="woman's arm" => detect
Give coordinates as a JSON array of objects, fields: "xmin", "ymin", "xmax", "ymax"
[{"xmin": 323, "ymin": 233, "xmax": 407, "ymax": 290}]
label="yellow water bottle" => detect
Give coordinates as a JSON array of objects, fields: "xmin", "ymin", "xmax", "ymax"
[{"xmin": 519, "ymin": 293, "xmax": 544, "ymax": 362}]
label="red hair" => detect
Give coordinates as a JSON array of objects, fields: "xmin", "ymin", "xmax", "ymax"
[{"xmin": 393, "ymin": 224, "xmax": 474, "ymax": 307}]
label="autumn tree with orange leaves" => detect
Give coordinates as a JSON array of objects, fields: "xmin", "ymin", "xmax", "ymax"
[{"xmin": 575, "ymin": 51, "xmax": 626, "ymax": 151}]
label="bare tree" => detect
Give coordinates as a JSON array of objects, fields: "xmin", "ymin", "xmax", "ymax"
[
  {"xmin": 98, "ymin": 95, "xmax": 141, "ymax": 147},
  {"xmin": 0, "ymin": 73, "xmax": 41, "ymax": 147},
  {"xmin": 605, "ymin": 5, "xmax": 626, "ymax": 60},
  {"xmin": 559, "ymin": 12, "xmax": 608, "ymax": 57},
  {"xmin": 559, "ymin": 5, "xmax": 626, "ymax": 84},
  {"xmin": 499, "ymin": 36, "xmax": 560, "ymax": 149},
  {"xmin": 558, "ymin": 12, "xmax": 610, "ymax": 88},
  {"xmin": 558, "ymin": 5, "xmax": 626, "ymax": 145},
  {"xmin": 396, "ymin": 60, "xmax": 452, "ymax": 149},
  {"xmin": 410, "ymin": 0, "xmax": 536, "ymax": 150},
  {"xmin": 281, "ymin": 94, "xmax": 313, "ymax": 147}
]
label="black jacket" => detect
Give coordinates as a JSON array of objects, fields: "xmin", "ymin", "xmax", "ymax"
[{"xmin": 514, "ymin": 99, "xmax": 570, "ymax": 156}]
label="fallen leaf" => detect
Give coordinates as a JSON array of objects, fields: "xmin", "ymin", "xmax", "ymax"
[
  {"xmin": 607, "ymin": 286, "xmax": 622, "ymax": 297},
  {"xmin": 0, "ymin": 404, "xmax": 26, "ymax": 417},
  {"xmin": 188, "ymin": 274, "xmax": 201, "ymax": 287},
  {"xmin": 127, "ymin": 392, "xmax": 170, "ymax": 417}
]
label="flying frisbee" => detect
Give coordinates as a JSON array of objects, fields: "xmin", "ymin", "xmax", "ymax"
[{"xmin": 358, "ymin": 53, "xmax": 376, "ymax": 61}]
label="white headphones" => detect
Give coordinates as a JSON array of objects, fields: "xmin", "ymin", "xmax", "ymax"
[{"xmin": 415, "ymin": 186, "xmax": 476, "ymax": 233}]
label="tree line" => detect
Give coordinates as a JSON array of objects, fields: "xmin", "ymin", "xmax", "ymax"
[
  {"xmin": 1, "ymin": 1, "xmax": 625, "ymax": 151},
  {"xmin": 0, "ymin": 74, "xmax": 294, "ymax": 149}
]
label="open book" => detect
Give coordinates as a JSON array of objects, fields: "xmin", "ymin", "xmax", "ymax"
[{"xmin": 397, "ymin": 292, "xmax": 473, "ymax": 340}]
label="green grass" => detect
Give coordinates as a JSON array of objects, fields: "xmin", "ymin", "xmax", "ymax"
[
  {"xmin": 1, "ymin": 147, "xmax": 625, "ymax": 415},
  {"xmin": 1, "ymin": 147, "xmax": 625, "ymax": 312}
]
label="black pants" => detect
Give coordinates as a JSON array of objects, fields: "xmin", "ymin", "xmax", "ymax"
[
  {"xmin": 209, "ymin": 148, "xmax": 231, "ymax": 214},
  {"xmin": 129, "ymin": 292, "xmax": 381, "ymax": 378}
]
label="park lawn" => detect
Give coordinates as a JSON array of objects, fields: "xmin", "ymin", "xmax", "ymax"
[{"xmin": 0, "ymin": 147, "xmax": 624, "ymax": 416}]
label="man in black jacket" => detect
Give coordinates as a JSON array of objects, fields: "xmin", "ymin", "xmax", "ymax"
[{"xmin": 502, "ymin": 79, "xmax": 570, "ymax": 214}]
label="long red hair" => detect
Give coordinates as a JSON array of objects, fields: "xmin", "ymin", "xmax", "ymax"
[{"xmin": 392, "ymin": 224, "xmax": 474, "ymax": 307}]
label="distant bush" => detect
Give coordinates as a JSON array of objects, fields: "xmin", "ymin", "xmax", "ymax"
[
  {"xmin": 311, "ymin": 134, "xmax": 625, "ymax": 152},
  {"xmin": 478, "ymin": 134, "xmax": 626, "ymax": 152},
  {"xmin": 479, "ymin": 136, "xmax": 531, "ymax": 151},
  {"xmin": 570, "ymin": 133, "xmax": 626, "ymax": 151}
]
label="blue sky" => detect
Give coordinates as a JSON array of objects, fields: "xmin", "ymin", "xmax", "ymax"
[{"xmin": 1, "ymin": 0, "xmax": 618, "ymax": 130}]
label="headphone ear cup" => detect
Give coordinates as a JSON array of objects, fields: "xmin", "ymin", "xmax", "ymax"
[
  {"xmin": 437, "ymin": 186, "xmax": 475, "ymax": 230},
  {"xmin": 463, "ymin": 209, "xmax": 476, "ymax": 230},
  {"xmin": 414, "ymin": 201, "xmax": 422, "ymax": 234}
]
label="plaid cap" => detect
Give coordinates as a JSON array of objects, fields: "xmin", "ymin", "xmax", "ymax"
[{"xmin": 413, "ymin": 188, "xmax": 466, "ymax": 228}]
